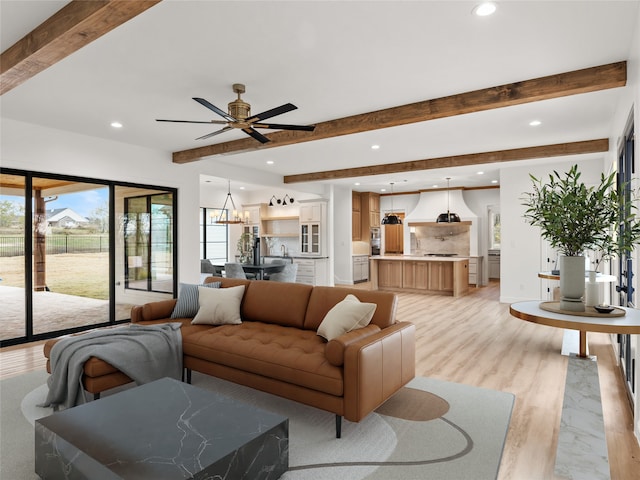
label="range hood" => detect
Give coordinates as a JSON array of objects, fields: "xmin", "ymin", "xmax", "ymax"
[{"xmin": 404, "ymin": 188, "xmax": 479, "ymax": 256}]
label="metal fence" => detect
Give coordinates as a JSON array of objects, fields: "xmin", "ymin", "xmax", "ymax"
[{"xmin": 0, "ymin": 235, "xmax": 109, "ymax": 257}]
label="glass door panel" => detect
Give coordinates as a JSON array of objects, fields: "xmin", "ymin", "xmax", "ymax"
[
  {"xmin": 311, "ymin": 224, "xmax": 320, "ymax": 254},
  {"xmin": 31, "ymin": 179, "xmax": 110, "ymax": 335},
  {"xmin": 116, "ymin": 187, "xmax": 174, "ymax": 321},
  {"xmin": 0, "ymin": 173, "xmax": 27, "ymax": 341}
]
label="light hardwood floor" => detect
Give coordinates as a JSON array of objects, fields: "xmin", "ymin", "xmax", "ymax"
[{"xmin": 1, "ymin": 280, "xmax": 638, "ymax": 479}]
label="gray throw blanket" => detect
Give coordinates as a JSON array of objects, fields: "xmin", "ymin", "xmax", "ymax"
[{"xmin": 41, "ymin": 323, "xmax": 183, "ymax": 409}]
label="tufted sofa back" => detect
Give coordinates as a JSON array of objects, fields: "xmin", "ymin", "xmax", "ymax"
[{"xmin": 204, "ymin": 277, "xmax": 397, "ymax": 331}]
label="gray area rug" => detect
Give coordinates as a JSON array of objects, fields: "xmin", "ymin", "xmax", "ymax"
[{"xmin": 1, "ymin": 371, "xmax": 514, "ymax": 480}]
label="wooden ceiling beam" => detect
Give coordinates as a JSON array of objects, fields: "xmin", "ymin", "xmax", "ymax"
[
  {"xmin": 0, "ymin": 0, "xmax": 161, "ymax": 95},
  {"xmin": 172, "ymin": 62, "xmax": 625, "ymax": 163},
  {"xmin": 283, "ymin": 139, "xmax": 609, "ymax": 184}
]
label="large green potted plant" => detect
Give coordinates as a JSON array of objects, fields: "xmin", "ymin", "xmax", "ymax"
[{"xmin": 522, "ymin": 164, "xmax": 640, "ymax": 311}]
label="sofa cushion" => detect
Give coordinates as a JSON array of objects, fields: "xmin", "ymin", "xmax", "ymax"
[
  {"xmin": 317, "ymin": 294, "xmax": 377, "ymax": 341},
  {"xmin": 182, "ymin": 322, "xmax": 343, "ymax": 396},
  {"xmin": 192, "ymin": 285, "xmax": 244, "ymax": 325},
  {"xmin": 304, "ymin": 287, "xmax": 397, "ymax": 330},
  {"xmin": 171, "ymin": 282, "xmax": 221, "ymax": 318},
  {"xmin": 241, "ymin": 281, "xmax": 313, "ymax": 328}
]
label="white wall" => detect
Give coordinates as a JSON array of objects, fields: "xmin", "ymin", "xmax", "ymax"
[
  {"xmin": 332, "ymin": 185, "xmax": 352, "ymax": 285},
  {"xmin": 499, "ymin": 157, "xmax": 604, "ymax": 303}
]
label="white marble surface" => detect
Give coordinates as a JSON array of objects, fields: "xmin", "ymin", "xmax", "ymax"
[{"xmin": 555, "ymin": 355, "xmax": 609, "ymax": 479}]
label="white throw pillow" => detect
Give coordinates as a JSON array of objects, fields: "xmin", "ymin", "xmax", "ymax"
[
  {"xmin": 192, "ymin": 285, "xmax": 245, "ymax": 325},
  {"xmin": 317, "ymin": 294, "xmax": 377, "ymax": 341}
]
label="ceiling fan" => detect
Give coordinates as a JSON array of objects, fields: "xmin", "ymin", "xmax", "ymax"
[{"xmin": 156, "ymin": 83, "xmax": 316, "ymax": 144}]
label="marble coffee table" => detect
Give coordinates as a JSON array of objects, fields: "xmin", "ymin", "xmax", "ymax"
[{"xmin": 35, "ymin": 377, "xmax": 288, "ymax": 479}]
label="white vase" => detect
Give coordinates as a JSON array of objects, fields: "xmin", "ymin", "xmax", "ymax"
[
  {"xmin": 559, "ymin": 255, "xmax": 585, "ymax": 312},
  {"xmin": 585, "ymin": 270, "xmax": 599, "ymax": 307}
]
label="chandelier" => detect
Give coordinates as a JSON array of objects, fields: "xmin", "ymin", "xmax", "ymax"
[{"xmin": 212, "ymin": 180, "xmax": 244, "ymax": 224}]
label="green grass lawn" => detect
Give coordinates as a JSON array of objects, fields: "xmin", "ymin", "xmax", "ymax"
[{"xmin": 0, "ymin": 253, "xmax": 109, "ymax": 299}]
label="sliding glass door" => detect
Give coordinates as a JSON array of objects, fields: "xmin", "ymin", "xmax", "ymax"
[{"xmin": 0, "ymin": 169, "xmax": 177, "ymax": 346}]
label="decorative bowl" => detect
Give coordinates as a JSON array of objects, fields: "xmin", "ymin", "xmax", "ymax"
[{"xmin": 594, "ymin": 305, "xmax": 615, "ymax": 314}]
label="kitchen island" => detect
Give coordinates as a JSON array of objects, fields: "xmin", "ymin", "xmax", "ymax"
[{"xmin": 370, "ymin": 255, "xmax": 469, "ymax": 297}]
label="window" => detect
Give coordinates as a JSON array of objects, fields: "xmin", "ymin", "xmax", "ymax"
[
  {"xmin": 488, "ymin": 205, "xmax": 501, "ymax": 249},
  {"xmin": 200, "ymin": 208, "xmax": 228, "ymax": 264}
]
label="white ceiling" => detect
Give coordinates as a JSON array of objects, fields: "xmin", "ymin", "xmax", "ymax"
[{"xmin": 1, "ymin": 0, "xmax": 638, "ymax": 193}]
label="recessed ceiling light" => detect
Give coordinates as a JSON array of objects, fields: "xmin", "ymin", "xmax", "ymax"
[
  {"xmin": 529, "ymin": 120, "xmax": 542, "ymax": 126},
  {"xmin": 491, "ymin": 179, "xmax": 499, "ymax": 184},
  {"xmin": 354, "ymin": 182, "xmax": 361, "ymax": 186},
  {"xmin": 432, "ymin": 184, "xmax": 439, "ymax": 188},
  {"xmin": 381, "ymin": 188, "xmax": 387, "ymax": 192},
  {"xmin": 473, "ymin": 2, "xmax": 497, "ymax": 16},
  {"xmin": 371, "ymin": 144, "xmax": 380, "ymax": 150},
  {"xmin": 266, "ymin": 160, "xmax": 274, "ymax": 165},
  {"xmin": 477, "ymin": 171, "xmax": 484, "ymax": 175},
  {"xmin": 239, "ymin": 186, "xmax": 245, "ymax": 190},
  {"xmin": 110, "ymin": 121, "xmax": 123, "ymax": 128}
]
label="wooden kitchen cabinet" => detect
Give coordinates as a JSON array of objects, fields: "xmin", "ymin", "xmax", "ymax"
[
  {"xmin": 403, "ymin": 261, "xmax": 428, "ymax": 290},
  {"xmin": 352, "ymin": 191, "xmax": 361, "ymax": 241},
  {"xmin": 378, "ymin": 260, "xmax": 402, "ymax": 288},
  {"xmin": 384, "ymin": 224, "xmax": 403, "ymax": 253},
  {"xmin": 428, "ymin": 261, "xmax": 453, "ymax": 291},
  {"xmin": 360, "ymin": 192, "xmax": 381, "ymax": 233}
]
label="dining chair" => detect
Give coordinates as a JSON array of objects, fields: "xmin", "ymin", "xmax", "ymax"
[
  {"xmin": 268, "ymin": 263, "xmax": 298, "ymax": 283},
  {"xmin": 200, "ymin": 259, "xmax": 217, "ymax": 274},
  {"xmin": 224, "ymin": 263, "xmax": 247, "ymax": 279},
  {"xmin": 263, "ymin": 258, "xmax": 288, "ymax": 280}
]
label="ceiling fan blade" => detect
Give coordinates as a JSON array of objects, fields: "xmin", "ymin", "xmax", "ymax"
[
  {"xmin": 156, "ymin": 119, "xmax": 228, "ymax": 124},
  {"xmin": 241, "ymin": 127, "xmax": 270, "ymax": 144},
  {"xmin": 246, "ymin": 103, "xmax": 297, "ymax": 123},
  {"xmin": 195, "ymin": 126, "xmax": 233, "ymax": 141},
  {"xmin": 252, "ymin": 123, "xmax": 316, "ymax": 132},
  {"xmin": 193, "ymin": 97, "xmax": 237, "ymax": 122}
]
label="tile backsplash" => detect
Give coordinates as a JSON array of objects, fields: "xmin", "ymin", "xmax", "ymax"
[{"xmin": 410, "ymin": 224, "xmax": 470, "ymax": 256}]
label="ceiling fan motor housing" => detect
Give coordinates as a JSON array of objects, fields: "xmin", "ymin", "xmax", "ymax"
[{"xmin": 229, "ymin": 99, "xmax": 250, "ymax": 121}]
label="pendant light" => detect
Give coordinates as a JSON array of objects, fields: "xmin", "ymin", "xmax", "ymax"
[
  {"xmin": 436, "ymin": 177, "xmax": 461, "ymax": 223},
  {"xmin": 213, "ymin": 180, "xmax": 243, "ymax": 224},
  {"xmin": 381, "ymin": 182, "xmax": 402, "ymax": 225}
]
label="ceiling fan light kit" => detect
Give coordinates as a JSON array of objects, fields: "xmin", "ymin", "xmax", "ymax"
[{"xmin": 157, "ymin": 83, "xmax": 316, "ymax": 143}]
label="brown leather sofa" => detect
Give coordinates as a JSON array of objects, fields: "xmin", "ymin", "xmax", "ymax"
[{"xmin": 45, "ymin": 277, "xmax": 415, "ymax": 437}]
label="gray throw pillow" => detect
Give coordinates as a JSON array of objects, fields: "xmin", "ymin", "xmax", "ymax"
[{"xmin": 171, "ymin": 282, "xmax": 221, "ymax": 318}]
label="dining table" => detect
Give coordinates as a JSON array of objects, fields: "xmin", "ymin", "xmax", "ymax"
[
  {"xmin": 240, "ymin": 263, "xmax": 285, "ymax": 280},
  {"xmin": 213, "ymin": 262, "xmax": 285, "ymax": 280}
]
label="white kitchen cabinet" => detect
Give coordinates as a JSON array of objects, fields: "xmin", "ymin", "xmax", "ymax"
[
  {"xmin": 298, "ymin": 201, "xmax": 326, "ymax": 256},
  {"xmin": 488, "ymin": 250, "xmax": 500, "ymax": 279},
  {"xmin": 353, "ymin": 255, "xmax": 369, "ymax": 283},
  {"xmin": 294, "ymin": 258, "xmax": 329, "ymax": 286},
  {"xmin": 300, "ymin": 223, "xmax": 321, "ymax": 255},
  {"xmin": 242, "ymin": 204, "xmax": 263, "ymax": 225},
  {"xmin": 299, "ymin": 204, "xmax": 322, "ymax": 222},
  {"xmin": 468, "ymin": 256, "xmax": 484, "ymax": 286}
]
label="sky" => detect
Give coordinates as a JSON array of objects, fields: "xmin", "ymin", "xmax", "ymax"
[{"xmin": 1, "ymin": 187, "xmax": 109, "ymax": 219}]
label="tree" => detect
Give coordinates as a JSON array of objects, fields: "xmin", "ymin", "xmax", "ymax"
[
  {"xmin": 88, "ymin": 201, "xmax": 109, "ymax": 233},
  {"xmin": 0, "ymin": 200, "xmax": 24, "ymax": 228}
]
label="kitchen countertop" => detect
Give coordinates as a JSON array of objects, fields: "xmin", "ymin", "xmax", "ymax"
[{"xmin": 370, "ymin": 255, "xmax": 469, "ymax": 262}]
